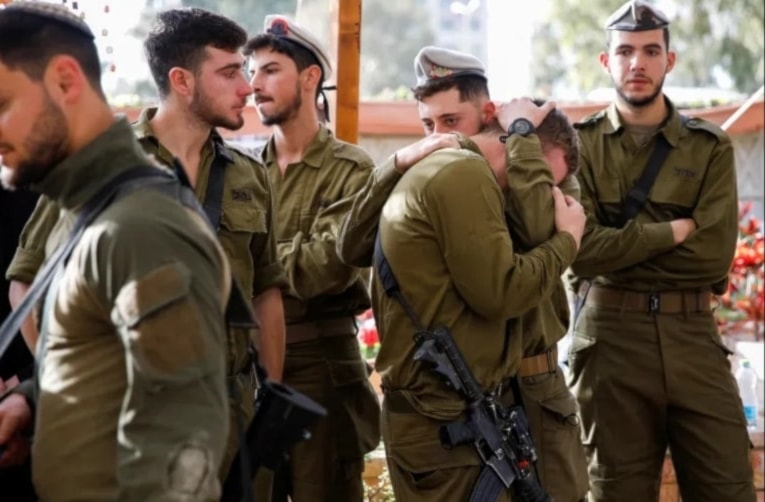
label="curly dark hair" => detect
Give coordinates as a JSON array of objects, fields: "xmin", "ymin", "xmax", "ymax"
[{"xmin": 144, "ymin": 8, "xmax": 247, "ymax": 98}]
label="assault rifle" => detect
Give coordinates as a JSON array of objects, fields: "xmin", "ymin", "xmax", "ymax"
[{"xmin": 414, "ymin": 326, "xmax": 551, "ymax": 502}]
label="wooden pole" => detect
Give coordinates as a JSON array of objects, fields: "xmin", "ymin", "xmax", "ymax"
[{"xmin": 330, "ymin": 0, "xmax": 362, "ymax": 143}]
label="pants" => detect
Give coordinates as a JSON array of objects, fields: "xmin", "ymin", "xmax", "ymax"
[
  {"xmin": 271, "ymin": 335, "xmax": 381, "ymax": 502},
  {"xmin": 568, "ymin": 304, "xmax": 755, "ymax": 501},
  {"xmin": 520, "ymin": 364, "xmax": 589, "ymax": 502}
]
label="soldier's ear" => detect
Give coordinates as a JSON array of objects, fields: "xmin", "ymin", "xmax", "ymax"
[
  {"xmin": 666, "ymin": 51, "xmax": 676, "ymax": 74},
  {"xmin": 598, "ymin": 52, "xmax": 610, "ymax": 74},
  {"xmin": 45, "ymin": 55, "xmax": 86, "ymax": 106},
  {"xmin": 482, "ymin": 100, "xmax": 496, "ymax": 125},
  {"xmin": 168, "ymin": 67, "xmax": 194, "ymax": 97}
]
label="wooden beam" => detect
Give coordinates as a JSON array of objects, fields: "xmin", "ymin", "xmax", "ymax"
[{"xmin": 330, "ymin": 0, "xmax": 362, "ymax": 143}]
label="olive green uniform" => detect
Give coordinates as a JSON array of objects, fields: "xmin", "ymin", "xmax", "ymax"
[
  {"xmin": 10, "ymin": 119, "xmax": 230, "ymax": 501},
  {"xmin": 6, "ymin": 107, "xmax": 287, "ymax": 483},
  {"xmin": 338, "ymin": 135, "xmax": 589, "ymax": 501},
  {"xmin": 569, "ymin": 100, "xmax": 755, "ymax": 501},
  {"xmin": 260, "ymin": 124, "xmax": 381, "ymax": 502},
  {"xmin": 373, "ymin": 143, "xmax": 577, "ymax": 501}
]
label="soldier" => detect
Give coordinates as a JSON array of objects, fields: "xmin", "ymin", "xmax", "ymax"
[
  {"xmin": 568, "ymin": 1, "xmax": 756, "ymax": 501},
  {"xmin": 4, "ymin": 6, "xmax": 288, "ymax": 485},
  {"xmin": 337, "ymin": 46, "xmax": 589, "ymax": 501},
  {"xmin": 372, "ymin": 111, "xmax": 586, "ymax": 501},
  {"xmin": 244, "ymin": 16, "xmax": 381, "ymax": 502},
  {"xmin": 0, "ymin": 2, "xmax": 229, "ymax": 499}
]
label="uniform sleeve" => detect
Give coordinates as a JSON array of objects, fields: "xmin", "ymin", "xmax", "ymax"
[
  {"xmin": 503, "ymin": 135, "xmax": 556, "ymax": 249},
  {"xmin": 250, "ymin": 171, "xmax": 288, "ymax": 295},
  {"xmin": 571, "ymin": 152, "xmax": 676, "ymax": 277},
  {"xmin": 636, "ymin": 138, "xmax": 738, "ymax": 287},
  {"xmin": 336, "ymin": 156, "xmax": 401, "ymax": 267},
  {"xmin": 279, "ymin": 160, "xmax": 373, "ymax": 301},
  {"xmin": 91, "ymin": 219, "xmax": 228, "ymax": 500},
  {"xmin": 5, "ymin": 196, "xmax": 60, "ymax": 283},
  {"xmin": 426, "ymin": 159, "xmax": 578, "ymax": 320}
]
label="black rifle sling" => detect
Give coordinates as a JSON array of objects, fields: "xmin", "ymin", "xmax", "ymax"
[
  {"xmin": 373, "ymin": 233, "xmax": 425, "ymax": 332},
  {"xmin": 616, "ymin": 115, "xmax": 688, "ymax": 227},
  {"xmin": 201, "ymin": 139, "xmax": 232, "ymax": 231},
  {"xmin": 0, "ymin": 166, "xmax": 162, "ymax": 361}
]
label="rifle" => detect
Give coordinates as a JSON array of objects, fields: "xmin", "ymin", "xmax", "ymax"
[{"xmin": 414, "ymin": 326, "xmax": 551, "ymax": 502}]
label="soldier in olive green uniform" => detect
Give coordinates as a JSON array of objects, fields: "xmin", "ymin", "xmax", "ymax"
[
  {"xmin": 373, "ymin": 118, "xmax": 586, "ymax": 501},
  {"xmin": 5, "ymin": 8, "xmax": 288, "ymax": 486},
  {"xmin": 244, "ymin": 16, "xmax": 380, "ymax": 502},
  {"xmin": 337, "ymin": 47, "xmax": 589, "ymax": 501},
  {"xmin": 0, "ymin": 3, "xmax": 228, "ymax": 500},
  {"xmin": 568, "ymin": 2, "xmax": 756, "ymax": 501}
]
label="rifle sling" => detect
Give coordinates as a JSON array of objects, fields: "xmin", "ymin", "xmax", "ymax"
[{"xmin": 615, "ymin": 115, "xmax": 688, "ymax": 227}]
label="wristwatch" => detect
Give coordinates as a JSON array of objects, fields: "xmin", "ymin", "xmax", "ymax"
[{"xmin": 507, "ymin": 118, "xmax": 535, "ymax": 137}]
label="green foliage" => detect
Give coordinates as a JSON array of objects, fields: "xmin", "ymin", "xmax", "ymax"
[
  {"xmin": 531, "ymin": 0, "xmax": 765, "ymax": 98},
  {"xmin": 180, "ymin": 0, "xmax": 297, "ymax": 35},
  {"xmin": 360, "ymin": 0, "xmax": 434, "ymax": 98}
]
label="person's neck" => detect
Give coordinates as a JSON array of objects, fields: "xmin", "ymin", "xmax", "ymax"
[
  {"xmin": 468, "ymin": 133, "xmax": 507, "ymax": 189},
  {"xmin": 69, "ymin": 98, "xmax": 117, "ymax": 152},
  {"xmin": 272, "ymin": 107, "xmax": 321, "ymax": 171},
  {"xmin": 616, "ymin": 94, "xmax": 669, "ymax": 127},
  {"xmin": 150, "ymin": 100, "xmax": 212, "ymax": 160}
]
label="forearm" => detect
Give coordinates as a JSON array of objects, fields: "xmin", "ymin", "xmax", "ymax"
[
  {"xmin": 252, "ymin": 288, "xmax": 285, "ymax": 382},
  {"xmin": 504, "ymin": 135, "xmax": 556, "ymax": 248},
  {"xmin": 8, "ymin": 281, "xmax": 38, "ymax": 352},
  {"xmin": 280, "ymin": 233, "xmax": 360, "ymax": 301},
  {"xmin": 337, "ymin": 156, "xmax": 401, "ymax": 267}
]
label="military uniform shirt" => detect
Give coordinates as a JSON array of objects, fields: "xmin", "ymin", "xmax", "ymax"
[
  {"xmin": 14, "ymin": 119, "xmax": 229, "ymax": 501},
  {"xmin": 261, "ymin": 124, "xmax": 373, "ymax": 323},
  {"xmin": 373, "ymin": 146, "xmax": 577, "ymax": 420},
  {"xmin": 571, "ymin": 100, "xmax": 737, "ymax": 294}
]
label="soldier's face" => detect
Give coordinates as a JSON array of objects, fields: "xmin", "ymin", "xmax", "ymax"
[
  {"xmin": 248, "ymin": 49, "xmax": 306, "ymax": 126},
  {"xmin": 418, "ymin": 88, "xmax": 492, "ymax": 136},
  {"xmin": 600, "ymin": 29, "xmax": 676, "ymax": 108},
  {"xmin": 0, "ymin": 61, "xmax": 69, "ymax": 190},
  {"xmin": 188, "ymin": 47, "xmax": 251, "ymax": 131}
]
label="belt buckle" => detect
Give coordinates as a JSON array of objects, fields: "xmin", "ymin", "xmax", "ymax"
[{"xmin": 648, "ymin": 292, "xmax": 660, "ymax": 313}]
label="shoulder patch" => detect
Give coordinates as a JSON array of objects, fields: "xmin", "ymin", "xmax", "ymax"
[
  {"xmin": 331, "ymin": 141, "xmax": 375, "ymax": 167},
  {"xmin": 682, "ymin": 116, "xmax": 728, "ymax": 141},
  {"xmin": 573, "ymin": 109, "xmax": 607, "ymax": 130}
]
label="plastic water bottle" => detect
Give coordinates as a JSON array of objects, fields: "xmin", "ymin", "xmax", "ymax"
[{"xmin": 736, "ymin": 359, "xmax": 759, "ymax": 430}]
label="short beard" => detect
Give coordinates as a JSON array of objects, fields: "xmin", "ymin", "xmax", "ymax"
[
  {"xmin": 189, "ymin": 85, "xmax": 244, "ymax": 131},
  {"xmin": 615, "ymin": 75, "xmax": 665, "ymax": 108},
  {"xmin": 259, "ymin": 82, "xmax": 302, "ymax": 126},
  {"xmin": 1, "ymin": 92, "xmax": 68, "ymax": 190}
]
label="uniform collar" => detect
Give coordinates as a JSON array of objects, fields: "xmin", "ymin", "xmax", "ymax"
[
  {"xmin": 262, "ymin": 123, "xmax": 331, "ymax": 169},
  {"xmin": 33, "ymin": 118, "xmax": 151, "ymax": 211},
  {"xmin": 603, "ymin": 96, "xmax": 683, "ymax": 147},
  {"xmin": 133, "ymin": 106, "xmax": 234, "ymax": 165}
]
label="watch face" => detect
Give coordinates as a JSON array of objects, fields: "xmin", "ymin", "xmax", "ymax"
[{"xmin": 514, "ymin": 119, "xmax": 532, "ymax": 136}]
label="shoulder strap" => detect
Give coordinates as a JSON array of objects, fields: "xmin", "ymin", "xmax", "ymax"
[
  {"xmin": 373, "ymin": 232, "xmax": 426, "ymax": 332},
  {"xmin": 202, "ymin": 141, "xmax": 231, "ymax": 230},
  {"xmin": 616, "ymin": 115, "xmax": 688, "ymax": 227},
  {"xmin": 0, "ymin": 166, "xmax": 165, "ymax": 360}
]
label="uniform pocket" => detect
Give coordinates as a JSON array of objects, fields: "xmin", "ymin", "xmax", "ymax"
[
  {"xmin": 113, "ymin": 262, "xmax": 211, "ymax": 382},
  {"xmin": 221, "ymin": 204, "xmax": 267, "ymax": 233}
]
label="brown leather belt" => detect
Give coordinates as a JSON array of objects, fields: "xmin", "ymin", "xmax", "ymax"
[
  {"xmin": 519, "ymin": 347, "xmax": 558, "ymax": 377},
  {"xmin": 285, "ymin": 317, "xmax": 357, "ymax": 344},
  {"xmin": 583, "ymin": 285, "xmax": 713, "ymax": 314}
]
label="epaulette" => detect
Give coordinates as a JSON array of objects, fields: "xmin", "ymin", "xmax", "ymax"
[
  {"xmin": 682, "ymin": 116, "xmax": 728, "ymax": 141},
  {"xmin": 225, "ymin": 142, "xmax": 267, "ymax": 167},
  {"xmin": 573, "ymin": 109, "xmax": 607, "ymax": 129},
  {"xmin": 331, "ymin": 140, "xmax": 374, "ymax": 166}
]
